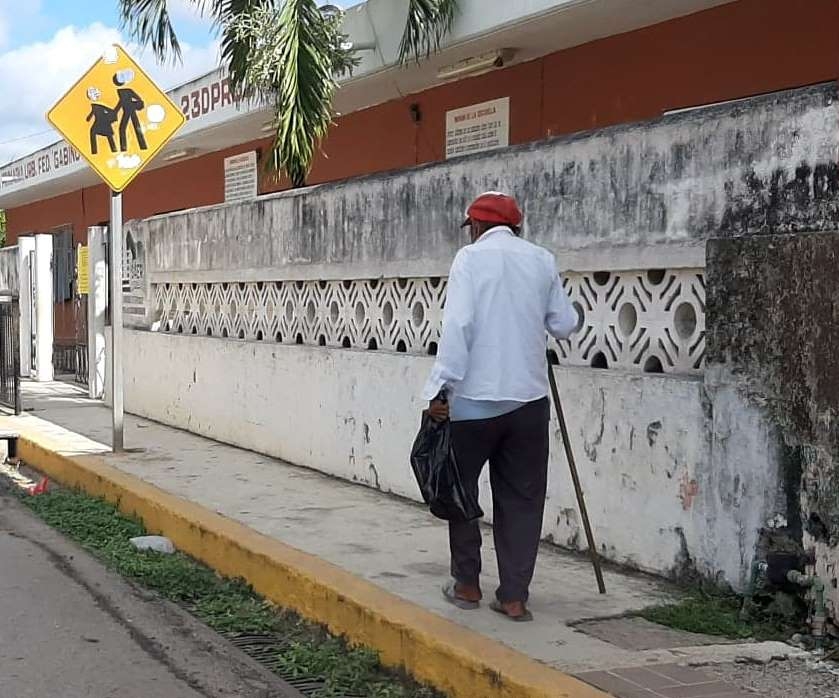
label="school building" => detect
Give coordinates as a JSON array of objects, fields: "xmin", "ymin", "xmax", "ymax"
[{"xmin": 0, "ymin": 0, "xmax": 837, "ymax": 364}]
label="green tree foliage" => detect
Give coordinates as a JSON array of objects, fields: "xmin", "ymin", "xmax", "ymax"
[{"xmin": 119, "ymin": 0, "xmax": 460, "ymax": 187}]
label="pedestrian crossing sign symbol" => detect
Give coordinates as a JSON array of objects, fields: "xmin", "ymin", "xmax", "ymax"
[{"xmin": 46, "ymin": 44, "xmax": 186, "ymax": 193}]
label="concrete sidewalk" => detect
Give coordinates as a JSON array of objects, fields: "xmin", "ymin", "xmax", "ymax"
[{"xmin": 8, "ymin": 382, "xmax": 794, "ymax": 696}]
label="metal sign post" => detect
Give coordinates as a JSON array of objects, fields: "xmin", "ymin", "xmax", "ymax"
[{"xmin": 109, "ymin": 192, "xmax": 124, "ymax": 452}]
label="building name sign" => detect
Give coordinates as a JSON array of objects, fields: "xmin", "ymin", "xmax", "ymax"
[
  {"xmin": 178, "ymin": 75, "xmax": 238, "ymax": 122},
  {"xmin": 445, "ymin": 97, "xmax": 510, "ymax": 160},
  {"xmin": 1, "ymin": 143, "xmax": 82, "ymax": 185}
]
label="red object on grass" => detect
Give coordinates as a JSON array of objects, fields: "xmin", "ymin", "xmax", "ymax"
[{"xmin": 28, "ymin": 477, "xmax": 49, "ymax": 496}]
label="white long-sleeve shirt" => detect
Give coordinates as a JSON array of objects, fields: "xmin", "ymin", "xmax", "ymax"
[{"xmin": 422, "ymin": 226, "xmax": 578, "ymax": 405}]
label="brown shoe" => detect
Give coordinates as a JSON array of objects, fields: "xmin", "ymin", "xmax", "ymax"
[
  {"xmin": 442, "ymin": 580, "xmax": 481, "ymax": 610},
  {"xmin": 490, "ymin": 599, "xmax": 533, "ymax": 622}
]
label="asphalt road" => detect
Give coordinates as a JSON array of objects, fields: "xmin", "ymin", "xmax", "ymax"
[{"xmin": 0, "ymin": 491, "xmax": 301, "ymax": 698}]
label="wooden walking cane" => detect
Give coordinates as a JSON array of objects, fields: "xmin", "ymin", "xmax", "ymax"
[{"xmin": 547, "ymin": 355, "xmax": 607, "ymax": 594}]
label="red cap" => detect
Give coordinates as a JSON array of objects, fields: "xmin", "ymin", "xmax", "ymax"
[{"xmin": 461, "ymin": 192, "xmax": 523, "ymax": 228}]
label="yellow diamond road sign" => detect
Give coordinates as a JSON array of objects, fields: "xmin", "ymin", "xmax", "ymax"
[{"xmin": 47, "ymin": 44, "xmax": 186, "ymax": 193}]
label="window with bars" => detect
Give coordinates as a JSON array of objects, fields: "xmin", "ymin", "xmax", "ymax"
[{"xmin": 52, "ymin": 228, "xmax": 74, "ymax": 303}]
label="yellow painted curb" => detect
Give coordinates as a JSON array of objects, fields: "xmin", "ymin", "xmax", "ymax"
[{"xmin": 11, "ymin": 421, "xmax": 610, "ymax": 698}]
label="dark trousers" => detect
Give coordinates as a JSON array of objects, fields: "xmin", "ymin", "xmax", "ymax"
[{"xmin": 449, "ymin": 398, "xmax": 549, "ymax": 603}]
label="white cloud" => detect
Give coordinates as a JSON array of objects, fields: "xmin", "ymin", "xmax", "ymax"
[
  {"xmin": 0, "ymin": 22, "xmax": 219, "ymax": 165},
  {"xmin": 140, "ymin": 36, "xmax": 221, "ymax": 91},
  {"xmin": 168, "ymin": 0, "xmax": 212, "ymax": 24}
]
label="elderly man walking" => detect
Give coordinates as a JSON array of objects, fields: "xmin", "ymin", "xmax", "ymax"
[{"xmin": 423, "ymin": 192, "xmax": 578, "ymax": 622}]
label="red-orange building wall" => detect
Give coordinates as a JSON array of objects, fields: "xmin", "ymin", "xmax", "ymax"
[{"xmin": 7, "ymin": 0, "xmax": 839, "ymax": 243}]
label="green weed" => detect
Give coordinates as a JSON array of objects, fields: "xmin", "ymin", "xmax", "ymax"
[{"xmin": 22, "ymin": 488, "xmax": 439, "ymax": 698}]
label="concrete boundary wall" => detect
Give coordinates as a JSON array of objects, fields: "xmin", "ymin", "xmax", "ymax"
[
  {"xmin": 106, "ymin": 83, "xmax": 839, "ymax": 590},
  {"xmin": 119, "ymin": 328, "xmax": 775, "ymax": 586},
  {"xmin": 133, "ymin": 83, "xmax": 838, "ymax": 286},
  {"xmin": 707, "ymin": 232, "xmax": 839, "ymax": 622}
]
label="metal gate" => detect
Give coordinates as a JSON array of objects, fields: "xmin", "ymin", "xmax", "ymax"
[
  {"xmin": 0, "ymin": 299, "xmax": 21, "ymax": 414},
  {"xmin": 52, "ymin": 241, "xmax": 89, "ymax": 386},
  {"xmin": 53, "ymin": 300, "xmax": 88, "ymax": 385}
]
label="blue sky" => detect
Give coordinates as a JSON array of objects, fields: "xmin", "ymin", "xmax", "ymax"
[
  {"xmin": 0, "ymin": 0, "xmax": 352, "ymax": 164},
  {"xmin": 3, "ymin": 0, "xmax": 215, "ymax": 53}
]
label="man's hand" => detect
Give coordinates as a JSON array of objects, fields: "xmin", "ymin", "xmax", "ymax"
[{"xmin": 428, "ymin": 399, "xmax": 450, "ymax": 422}]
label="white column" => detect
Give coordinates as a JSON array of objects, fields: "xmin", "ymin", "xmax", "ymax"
[
  {"xmin": 87, "ymin": 227, "xmax": 108, "ymax": 399},
  {"xmin": 17, "ymin": 236, "xmax": 35, "ymax": 377},
  {"xmin": 33, "ymin": 233, "xmax": 54, "ymax": 383}
]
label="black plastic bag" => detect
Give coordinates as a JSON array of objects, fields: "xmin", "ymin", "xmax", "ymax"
[{"xmin": 410, "ymin": 411, "xmax": 484, "ymax": 523}]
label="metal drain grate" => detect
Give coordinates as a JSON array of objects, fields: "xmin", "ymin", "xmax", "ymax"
[
  {"xmin": 224, "ymin": 632, "xmax": 364, "ymax": 698},
  {"xmin": 227, "ymin": 632, "xmax": 290, "ymax": 673}
]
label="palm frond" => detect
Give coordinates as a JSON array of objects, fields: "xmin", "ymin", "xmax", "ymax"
[
  {"xmin": 272, "ymin": 0, "xmax": 334, "ymax": 186},
  {"xmin": 215, "ymin": 0, "xmax": 274, "ymax": 97},
  {"xmin": 228, "ymin": 0, "xmax": 355, "ymax": 186},
  {"xmin": 121, "ymin": 0, "xmax": 457, "ymax": 185},
  {"xmin": 398, "ymin": 0, "xmax": 459, "ymax": 64},
  {"xmin": 119, "ymin": 0, "xmax": 183, "ymax": 61}
]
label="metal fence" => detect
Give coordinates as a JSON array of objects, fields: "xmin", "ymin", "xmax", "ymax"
[
  {"xmin": 54, "ymin": 342, "xmax": 89, "ymax": 386},
  {"xmin": 0, "ymin": 299, "xmax": 20, "ymax": 414}
]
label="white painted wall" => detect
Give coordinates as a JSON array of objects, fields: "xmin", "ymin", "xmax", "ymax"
[
  {"xmin": 119, "ymin": 328, "xmax": 776, "ymax": 584},
  {"xmin": 87, "ymin": 228, "xmax": 108, "ymax": 400},
  {"xmin": 700, "ymin": 368, "xmax": 785, "ymax": 589},
  {"xmin": 814, "ymin": 540, "xmax": 838, "ymax": 621},
  {"xmin": 0, "ymin": 246, "xmax": 18, "ymax": 294},
  {"xmin": 33, "ymin": 234, "xmax": 53, "ymax": 383},
  {"xmin": 17, "ymin": 237, "xmax": 34, "ymax": 377},
  {"xmin": 102, "ymin": 86, "xmax": 832, "ymax": 589}
]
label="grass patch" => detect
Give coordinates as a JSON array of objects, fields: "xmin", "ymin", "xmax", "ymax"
[
  {"xmin": 639, "ymin": 589, "xmax": 805, "ymax": 642},
  {"xmin": 19, "ymin": 487, "xmax": 440, "ymax": 698}
]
